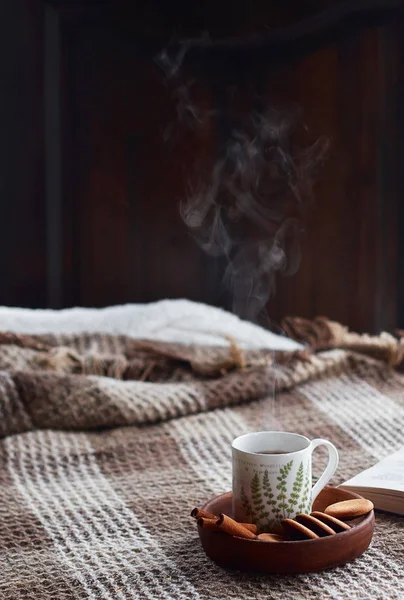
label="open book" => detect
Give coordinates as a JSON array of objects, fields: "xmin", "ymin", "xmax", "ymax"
[{"xmin": 340, "ymin": 447, "xmax": 404, "ymax": 516}]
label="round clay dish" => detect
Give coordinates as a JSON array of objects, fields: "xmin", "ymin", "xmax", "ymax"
[{"xmin": 197, "ymin": 486, "xmax": 374, "ymax": 574}]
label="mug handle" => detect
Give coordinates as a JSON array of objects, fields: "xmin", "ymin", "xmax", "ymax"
[{"xmin": 310, "ymin": 438, "xmax": 339, "ymax": 503}]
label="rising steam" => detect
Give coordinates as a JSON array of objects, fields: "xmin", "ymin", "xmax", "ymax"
[{"xmin": 157, "ymin": 46, "xmax": 328, "ymax": 321}]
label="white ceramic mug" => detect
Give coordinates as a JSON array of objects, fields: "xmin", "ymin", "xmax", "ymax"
[{"xmin": 232, "ymin": 431, "xmax": 339, "ymax": 531}]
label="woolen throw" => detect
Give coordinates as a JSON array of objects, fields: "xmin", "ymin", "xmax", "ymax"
[{"xmin": 0, "ymin": 329, "xmax": 403, "ymax": 599}]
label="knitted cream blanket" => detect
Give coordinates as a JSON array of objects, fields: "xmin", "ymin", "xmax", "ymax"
[{"xmin": 0, "ymin": 321, "xmax": 403, "ymax": 599}]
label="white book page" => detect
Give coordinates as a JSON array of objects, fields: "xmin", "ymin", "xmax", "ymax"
[{"xmin": 342, "ymin": 446, "xmax": 404, "ymax": 493}]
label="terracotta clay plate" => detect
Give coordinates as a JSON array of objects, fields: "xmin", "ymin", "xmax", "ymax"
[{"xmin": 197, "ymin": 486, "xmax": 374, "ymax": 574}]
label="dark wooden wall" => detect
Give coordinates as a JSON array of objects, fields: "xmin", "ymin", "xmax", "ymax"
[
  {"xmin": 0, "ymin": 0, "xmax": 403, "ymax": 333},
  {"xmin": 0, "ymin": 0, "xmax": 46, "ymax": 307}
]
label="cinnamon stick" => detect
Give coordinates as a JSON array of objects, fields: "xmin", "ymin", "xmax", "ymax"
[
  {"xmin": 216, "ymin": 514, "xmax": 257, "ymax": 539},
  {"xmin": 192, "ymin": 507, "xmax": 258, "ymax": 536},
  {"xmin": 197, "ymin": 517, "xmax": 221, "ymax": 531},
  {"xmin": 238, "ymin": 523, "xmax": 258, "ymax": 534},
  {"xmin": 198, "ymin": 517, "xmax": 257, "ymax": 535},
  {"xmin": 191, "ymin": 507, "xmax": 216, "ymax": 520}
]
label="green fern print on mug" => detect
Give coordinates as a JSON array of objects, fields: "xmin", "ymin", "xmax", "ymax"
[
  {"xmin": 232, "ymin": 432, "xmax": 339, "ymax": 529},
  {"xmin": 240, "ymin": 461, "xmax": 311, "ymax": 531}
]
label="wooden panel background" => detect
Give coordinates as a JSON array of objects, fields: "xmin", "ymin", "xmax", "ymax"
[
  {"xmin": 0, "ymin": 0, "xmax": 403, "ymax": 333},
  {"xmin": 0, "ymin": 0, "xmax": 46, "ymax": 307}
]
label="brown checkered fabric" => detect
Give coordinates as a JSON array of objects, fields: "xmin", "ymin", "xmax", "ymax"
[{"xmin": 0, "ymin": 331, "xmax": 403, "ymax": 599}]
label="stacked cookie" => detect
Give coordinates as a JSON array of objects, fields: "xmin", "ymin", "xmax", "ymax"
[{"xmin": 280, "ymin": 499, "xmax": 374, "ymax": 541}]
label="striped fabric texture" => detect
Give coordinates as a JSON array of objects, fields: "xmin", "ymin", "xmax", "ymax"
[{"xmin": 0, "ymin": 332, "xmax": 403, "ymax": 599}]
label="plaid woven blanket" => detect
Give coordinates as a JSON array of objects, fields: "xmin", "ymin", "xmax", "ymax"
[{"xmin": 1, "ymin": 327, "xmax": 404, "ymax": 599}]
